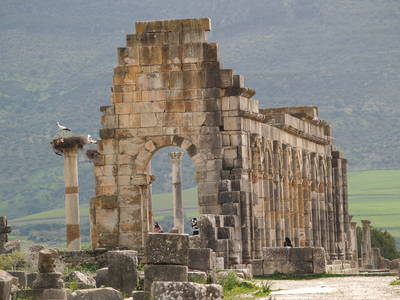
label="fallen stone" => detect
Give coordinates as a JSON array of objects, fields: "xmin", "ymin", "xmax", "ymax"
[
  {"xmin": 188, "ymin": 248, "xmax": 214, "ymax": 271},
  {"xmin": 145, "ymin": 233, "xmax": 189, "ymax": 265},
  {"xmin": 144, "ymin": 264, "xmax": 188, "ymax": 291},
  {"xmin": 251, "ymin": 259, "xmax": 264, "ymax": 276},
  {"xmin": 27, "ymin": 272, "xmax": 38, "ymax": 288},
  {"xmin": 42, "ymin": 288, "xmax": 67, "ymax": 300},
  {"xmin": 151, "ymin": 281, "xmax": 223, "ymax": 300},
  {"xmin": 8, "ymin": 271, "xmax": 27, "ymax": 287},
  {"xmin": 95, "ymin": 267, "xmax": 109, "ymax": 288},
  {"xmin": 188, "ymin": 270, "xmax": 207, "ymax": 283},
  {"xmin": 38, "ymin": 249, "xmax": 59, "ymax": 273},
  {"xmin": 108, "ymin": 250, "xmax": 138, "ymax": 294},
  {"xmin": 4, "ymin": 240, "xmax": 21, "ymax": 253},
  {"xmin": 131, "ymin": 290, "xmax": 147, "ymax": 300},
  {"xmin": 65, "ymin": 271, "xmax": 96, "ymax": 289},
  {"xmin": 70, "ymin": 287, "xmax": 122, "ymax": 300},
  {"xmin": 32, "ymin": 272, "xmax": 64, "ymax": 289},
  {"xmin": 0, "ymin": 270, "xmax": 15, "ymax": 300}
]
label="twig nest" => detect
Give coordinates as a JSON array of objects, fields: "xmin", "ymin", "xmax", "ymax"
[{"xmin": 51, "ymin": 136, "xmax": 88, "ymax": 154}]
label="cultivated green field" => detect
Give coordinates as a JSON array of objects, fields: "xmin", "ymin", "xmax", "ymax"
[
  {"xmin": 10, "ymin": 170, "xmax": 400, "ymax": 246},
  {"xmin": 348, "ymin": 170, "xmax": 400, "ymax": 242},
  {"xmin": 12, "ymin": 187, "xmax": 198, "ymax": 225}
]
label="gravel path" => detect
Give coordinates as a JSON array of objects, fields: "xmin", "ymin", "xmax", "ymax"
[{"xmin": 260, "ymin": 276, "xmax": 400, "ymax": 300}]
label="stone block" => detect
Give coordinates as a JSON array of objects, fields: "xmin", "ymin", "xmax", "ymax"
[
  {"xmin": 0, "ymin": 270, "xmax": 14, "ymax": 300},
  {"xmin": 42, "ymin": 288, "xmax": 67, "ymax": 300},
  {"xmin": 217, "ymin": 227, "xmax": 233, "ymax": 239},
  {"xmin": 312, "ymin": 247, "xmax": 327, "ymax": 274},
  {"xmin": 65, "ymin": 271, "xmax": 95, "ymax": 289},
  {"xmin": 290, "ymin": 247, "xmax": 313, "ymax": 262},
  {"xmin": 223, "ymin": 215, "xmax": 237, "ymax": 227},
  {"xmin": 8, "ymin": 271, "xmax": 26, "ymax": 287},
  {"xmin": 188, "ymin": 270, "xmax": 207, "ymax": 283},
  {"xmin": 27, "ymin": 272, "xmax": 38, "ymax": 288},
  {"xmin": 95, "ymin": 267, "xmax": 108, "ymax": 288},
  {"xmin": 222, "ymin": 203, "xmax": 239, "ymax": 215},
  {"xmin": 219, "ymin": 191, "xmax": 241, "ymax": 204},
  {"xmin": 262, "ymin": 247, "xmax": 290, "ymax": 262},
  {"xmin": 251, "ymin": 259, "xmax": 264, "ymax": 276},
  {"xmin": 38, "ymin": 249, "xmax": 58, "ymax": 273},
  {"xmin": 145, "ymin": 233, "xmax": 189, "ymax": 265},
  {"xmin": 144, "ymin": 264, "xmax": 188, "ymax": 291},
  {"xmin": 215, "ymin": 257, "xmax": 225, "ymax": 270},
  {"xmin": 188, "ymin": 248, "xmax": 214, "ymax": 271},
  {"xmin": 108, "ymin": 250, "xmax": 138, "ymax": 294},
  {"xmin": 151, "ymin": 281, "xmax": 223, "ymax": 300},
  {"xmin": 33, "ymin": 272, "xmax": 64, "ymax": 289},
  {"xmin": 203, "ymin": 43, "xmax": 219, "ymax": 62},
  {"xmin": 70, "ymin": 288, "xmax": 122, "ymax": 300},
  {"xmin": 132, "ymin": 290, "xmax": 147, "ymax": 300}
]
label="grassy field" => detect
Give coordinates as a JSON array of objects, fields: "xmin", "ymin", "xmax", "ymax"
[
  {"xmin": 12, "ymin": 187, "xmax": 198, "ymax": 224},
  {"xmin": 10, "ymin": 170, "xmax": 400, "ymax": 246},
  {"xmin": 348, "ymin": 169, "xmax": 400, "ymax": 242}
]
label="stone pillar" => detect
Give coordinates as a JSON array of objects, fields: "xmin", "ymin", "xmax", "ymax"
[
  {"xmin": 311, "ymin": 153, "xmax": 321, "ymax": 247},
  {"xmin": 63, "ymin": 147, "xmax": 81, "ymax": 250},
  {"xmin": 342, "ymin": 159, "xmax": 352, "ymax": 260},
  {"xmin": 326, "ymin": 157, "xmax": 337, "ymax": 260},
  {"xmin": 350, "ymin": 221, "xmax": 358, "ymax": 264},
  {"xmin": 32, "ymin": 249, "xmax": 66, "ymax": 300},
  {"xmin": 319, "ymin": 157, "xmax": 329, "ymax": 253},
  {"xmin": 361, "ymin": 220, "xmax": 372, "ymax": 268},
  {"xmin": 168, "ymin": 152, "xmax": 184, "ymax": 234},
  {"xmin": 282, "ymin": 145, "xmax": 292, "ymax": 242},
  {"xmin": 0, "ymin": 216, "xmax": 11, "ymax": 253},
  {"xmin": 302, "ymin": 151, "xmax": 312, "ymax": 247},
  {"xmin": 332, "ymin": 151, "xmax": 345, "ymax": 259},
  {"xmin": 144, "ymin": 233, "xmax": 189, "ymax": 294}
]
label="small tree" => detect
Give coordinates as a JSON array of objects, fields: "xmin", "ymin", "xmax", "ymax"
[{"xmin": 356, "ymin": 226, "xmax": 400, "ymax": 260}]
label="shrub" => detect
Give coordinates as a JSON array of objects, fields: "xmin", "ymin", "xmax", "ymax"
[
  {"xmin": 0, "ymin": 251, "xmax": 27, "ymax": 270},
  {"xmin": 390, "ymin": 278, "xmax": 400, "ymax": 286}
]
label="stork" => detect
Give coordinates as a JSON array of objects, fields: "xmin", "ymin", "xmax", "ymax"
[
  {"xmin": 87, "ymin": 134, "xmax": 97, "ymax": 144},
  {"xmin": 57, "ymin": 122, "xmax": 71, "ymax": 131}
]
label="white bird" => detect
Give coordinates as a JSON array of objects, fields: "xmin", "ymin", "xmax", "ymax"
[
  {"xmin": 87, "ymin": 134, "xmax": 97, "ymax": 144},
  {"xmin": 57, "ymin": 121, "xmax": 71, "ymax": 131}
]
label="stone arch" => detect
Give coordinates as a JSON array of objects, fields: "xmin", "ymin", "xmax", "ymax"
[{"xmin": 133, "ymin": 135, "xmax": 203, "ymax": 175}]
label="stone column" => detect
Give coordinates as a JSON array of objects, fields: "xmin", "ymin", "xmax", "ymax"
[
  {"xmin": 282, "ymin": 145, "xmax": 292, "ymax": 242},
  {"xmin": 361, "ymin": 220, "xmax": 372, "ymax": 268},
  {"xmin": 311, "ymin": 153, "xmax": 321, "ymax": 247},
  {"xmin": 0, "ymin": 216, "xmax": 11, "ymax": 253},
  {"xmin": 342, "ymin": 159, "xmax": 352, "ymax": 260},
  {"xmin": 332, "ymin": 151, "xmax": 345, "ymax": 259},
  {"xmin": 326, "ymin": 156, "xmax": 337, "ymax": 260},
  {"xmin": 168, "ymin": 152, "xmax": 184, "ymax": 234},
  {"xmin": 63, "ymin": 147, "xmax": 81, "ymax": 251},
  {"xmin": 350, "ymin": 221, "xmax": 358, "ymax": 264}
]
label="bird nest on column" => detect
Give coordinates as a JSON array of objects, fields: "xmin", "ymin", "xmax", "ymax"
[
  {"xmin": 51, "ymin": 136, "xmax": 88, "ymax": 155},
  {"xmin": 86, "ymin": 149, "xmax": 101, "ymax": 160}
]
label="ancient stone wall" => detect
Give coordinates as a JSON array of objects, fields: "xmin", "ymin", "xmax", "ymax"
[{"xmin": 90, "ymin": 18, "xmax": 351, "ymax": 267}]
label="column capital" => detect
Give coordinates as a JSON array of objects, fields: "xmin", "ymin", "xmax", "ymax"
[
  {"xmin": 168, "ymin": 151, "xmax": 184, "ymax": 161},
  {"xmin": 361, "ymin": 219, "xmax": 371, "ymax": 226}
]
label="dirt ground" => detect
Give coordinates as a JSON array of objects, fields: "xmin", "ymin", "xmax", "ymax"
[{"xmin": 261, "ymin": 276, "xmax": 400, "ymax": 300}]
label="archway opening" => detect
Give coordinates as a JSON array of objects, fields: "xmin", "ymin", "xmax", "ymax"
[{"xmin": 149, "ymin": 146, "xmax": 198, "ymax": 234}]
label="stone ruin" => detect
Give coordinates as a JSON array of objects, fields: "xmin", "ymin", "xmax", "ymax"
[
  {"xmin": 90, "ymin": 17, "xmax": 354, "ymax": 271},
  {"xmin": 2, "ymin": 17, "xmax": 400, "ymax": 300}
]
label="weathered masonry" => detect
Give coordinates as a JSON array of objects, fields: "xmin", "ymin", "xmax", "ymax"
[{"xmin": 90, "ymin": 18, "xmax": 351, "ymax": 267}]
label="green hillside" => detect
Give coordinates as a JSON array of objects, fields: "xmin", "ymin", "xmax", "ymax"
[{"xmin": 0, "ymin": 1, "xmax": 399, "ymax": 219}]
